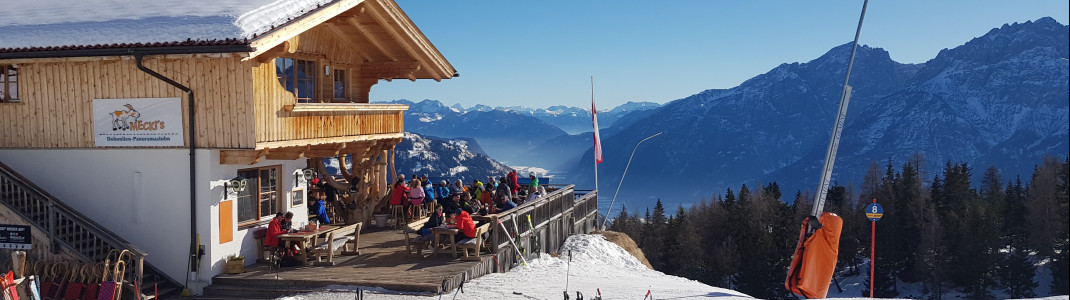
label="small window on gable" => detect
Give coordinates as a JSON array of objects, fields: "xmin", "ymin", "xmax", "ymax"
[
  {"xmin": 275, "ymin": 58, "xmax": 316, "ymax": 103},
  {"xmin": 1, "ymin": 65, "xmax": 18, "ymax": 103},
  {"xmin": 333, "ymin": 68, "xmax": 347, "ymax": 101}
]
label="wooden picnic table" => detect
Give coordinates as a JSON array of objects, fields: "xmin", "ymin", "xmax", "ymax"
[
  {"xmin": 278, "ymin": 225, "xmax": 340, "ymax": 265},
  {"xmin": 431, "ymin": 226, "xmax": 459, "ymax": 258}
]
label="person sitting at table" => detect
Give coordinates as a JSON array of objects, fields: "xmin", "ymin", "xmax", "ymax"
[
  {"xmin": 279, "ymin": 211, "xmax": 297, "ymax": 232},
  {"xmin": 265, "ymin": 213, "xmax": 285, "ymax": 249},
  {"xmin": 497, "ymin": 194, "xmax": 517, "ymax": 212},
  {"xmin": 460, "ymin": 192, "xmax": 479, "ymax": 215},
  {"xmin": 407, "ymin": 179, "xmax": 425, "ymax": 218},
  {"xmin": 451, "ymin": 209, "xmax": 477, "ymax": 242},
  {"xmin": 311, "ymin": 194, "xmax": 331, "ymax": 225},
  {"xmin": 418, "ymin": 205, "xmax": 445, "ymax": 236},
  {"xmin": 441, "ymin": 192, "xmax": 462, "ymax": 214},
  {"xmin": 480, "ymin": 188, "xmax": 496, "ymax": 214}
]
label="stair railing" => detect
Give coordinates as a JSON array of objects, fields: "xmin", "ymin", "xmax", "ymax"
[{"xmin": 0, "ymin": 160, "xmax": 180, "ymax": 296}]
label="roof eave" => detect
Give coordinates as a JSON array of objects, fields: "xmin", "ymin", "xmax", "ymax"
[{"xmin": 0, "ymin": 44, "xmax": 254, "ymax": 60}]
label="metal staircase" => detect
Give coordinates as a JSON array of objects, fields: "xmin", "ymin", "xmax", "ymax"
[{"xmin": 0, "ymin": 160, "xmax": 183, "ymax": 299}]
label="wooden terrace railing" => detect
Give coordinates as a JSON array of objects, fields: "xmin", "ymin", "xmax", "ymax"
[{"xmin": 473, "ymin": 185, "xmax": 599, "ymax": 270}]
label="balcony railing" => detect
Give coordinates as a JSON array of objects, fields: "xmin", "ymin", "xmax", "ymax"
[{"xmin": 257, "ymin": 103, "xmax": 407, "ymax": 146}]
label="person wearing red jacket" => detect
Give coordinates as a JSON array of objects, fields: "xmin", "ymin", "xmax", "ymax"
[
  {"xmin": 453, "ymin": 209, "xmax": 477, "ymax": 241},
  {"xmin": 264, "ymin": 213, "xmax": 286, "ymax": 248},
  {"xmin": 507, "ymin": 170, "xmax": 520, "ymax": 197}
]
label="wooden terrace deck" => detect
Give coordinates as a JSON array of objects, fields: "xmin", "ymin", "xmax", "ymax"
[{"xmin": 205, "ymin": 224, "xmax": 501, "ymax": 297}]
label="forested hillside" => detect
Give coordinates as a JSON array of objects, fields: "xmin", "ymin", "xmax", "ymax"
[{"xmin": 609, "ymin": 156, "xmax": 1069, "ymax": 299}]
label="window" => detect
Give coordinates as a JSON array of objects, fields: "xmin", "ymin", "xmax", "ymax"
[
  {"xmin": 333, "ymin": 69, "xmax": 347, "ymax": 101},
  {"xmin": 236, "ymin": 166, "xmax": 280, "ymax": 224},
  {"xmin": 1, "ymin": 65, "xmax": 17, "ymax": 103},
  {"xmin": 275, "ymin": 58, "xmax": 316, "ymax": 103}
]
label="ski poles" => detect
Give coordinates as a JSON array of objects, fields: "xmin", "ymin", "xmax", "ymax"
[
  {"xmin": 564, "ymin": 250, "xmax": 572, "ymax": 300},
  {"xmin": 497, "ymin": 219, "xmax": 531, "ymax": 269}
]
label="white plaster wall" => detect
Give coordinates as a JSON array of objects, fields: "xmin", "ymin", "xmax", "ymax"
[
  {"xmin": 203, "ymin": 151, "xmax": 309, "ymax": 281},
  {"xmin": 0, "ymin": 149, "xmax": 310, "ymax": 286},
  {"xmin": 0, "ymin": 149, "xmax": 193, "ymax": 282}
]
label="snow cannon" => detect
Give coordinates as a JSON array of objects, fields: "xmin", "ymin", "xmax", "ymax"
[{"xmin": 785, "ymin": 212, "xmax": 842, "ymax": 298}]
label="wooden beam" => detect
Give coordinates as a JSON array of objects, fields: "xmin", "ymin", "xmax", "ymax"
[
  {"xmin": 360, "ymin": 61, "xmax": 420, "ymax": 79},
  {"xmin": 345, "ymin": 17, "xmax": 398, "ymax": 61},
  {"xmin": 253, "ymin": 38, "xmax": 299, "ymax": 64},
  {"xmin": 305, "ymin": 143, "xmax": 347, "ymax": 158},
  {"xmin": 265, "ymin": 145, "xmax": 310, "ymax": 160},
  {"xmin": 248, "ymin": 0, "xmax": 366, "ymax": 59},
  {"xmin": 283, "ymin": 102, "xmax": 408, "ymax": 113},
  {"xmin": 220, "ymin": 149, "xmax": 267, "ymax": 165},
  {"xmin": 363, "ymin": 0, "xmax": 432, "ymax": 79},
  {"xmin": 324, "ymin": 22, "xmax": 371, "ymax": 62},
  {"xmin": 255, "ymin": 132, "xmax": 403, "ymax": 150},
  {"xmin": 339, "ymin": 142, "xmax": 372, "ymax": 155},
  {"xmin": 1, "ymin": 53, "xmax": 247, "ymax": 65},
  {"xmin": 376, "ymin": 0, "xmax": 454, "ymax": 80}
]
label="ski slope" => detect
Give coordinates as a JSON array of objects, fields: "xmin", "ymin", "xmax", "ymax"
[
  {"xmin": 279, "ymin": 234, "xmax": 752, "ymax": 299},
  {"xmin": 277, "ymin": 233, "xmax": 1069, "ymax": 300}
]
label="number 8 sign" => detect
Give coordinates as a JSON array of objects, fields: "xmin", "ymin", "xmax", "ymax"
[{"xmin": 865, "ymin": 203, "xmax": 883, "ymax": 221}]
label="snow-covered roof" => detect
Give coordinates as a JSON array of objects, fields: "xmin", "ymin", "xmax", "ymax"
[{"xmin": 0, "ymin": 0, "xmax": 334, "ymax": 52}]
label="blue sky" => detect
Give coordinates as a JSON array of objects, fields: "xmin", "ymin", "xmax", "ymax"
[{"xmin": 371, "ymin": 1, "xmax": 1069, "ymax": 109}]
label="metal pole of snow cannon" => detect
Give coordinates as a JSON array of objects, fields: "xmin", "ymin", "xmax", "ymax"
[
  {"xmin": 601, "ymin": 132, "xmax": 662, "ymax": 230},
  {"xmin": 810, "ymin": 0, "xmax": 869, "ymax": 221}
]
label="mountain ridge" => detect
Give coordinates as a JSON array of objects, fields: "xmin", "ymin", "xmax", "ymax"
[{"xmin": 569, "ymin": 18, "xmax": 1069, "ymax": 209}]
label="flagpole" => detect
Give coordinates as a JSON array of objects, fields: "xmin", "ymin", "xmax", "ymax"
[{"xmin": 591, "ymin": 76, "xmax": 600, "ymax": 226}]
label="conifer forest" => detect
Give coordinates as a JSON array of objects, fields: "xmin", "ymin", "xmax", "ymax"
[{"xmin": 608, "ymin": 156, "xmax": 1069, "ymax": 299}]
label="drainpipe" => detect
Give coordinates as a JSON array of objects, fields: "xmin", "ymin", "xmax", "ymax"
[{"xmin": 134, "ymin": 54, "xmax": 200, "ymax": 288}]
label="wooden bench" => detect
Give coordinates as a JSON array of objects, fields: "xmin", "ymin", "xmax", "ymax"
[
  {"xmin": 253, "ymin": 228, "xmax": 271, "ymax": 263},
  {"xmin": 309, "ymin": 222, "xmax": 362, "ymax": 265},
  {"xmin": 402, "ymin": 217, "xmax": 432, "ymax": 257},
  {"xmin": 456, "ymin": 223, "xmax": 491, "ymax": 261}
]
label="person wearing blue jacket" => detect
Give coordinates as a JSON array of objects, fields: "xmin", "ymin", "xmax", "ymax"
[
  {"xmin": 312, "ymin": 194, "xmax": 330, "ymax": 225},
  {"xmin": 423, "ymin": 182, "xmax": 435, "ymax": 203},
  {"xmin": 434, "ymin": 180, "xmax": 451, "ymax": 202}
]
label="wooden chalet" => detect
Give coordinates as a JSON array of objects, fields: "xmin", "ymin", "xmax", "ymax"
[{"xmin": 0, "ymin": 0, "xmax": 455, "ymax": 294}]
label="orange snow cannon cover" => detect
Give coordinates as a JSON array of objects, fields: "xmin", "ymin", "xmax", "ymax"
[{"xmin": 785, "ymin": 212, "xmax": 842, "ymax": 298}]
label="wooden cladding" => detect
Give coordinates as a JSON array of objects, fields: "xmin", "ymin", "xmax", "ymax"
[
  {"xmin": 0, "ymin": 56, "xmax": 256, "ymax": 149},
  {"xmin": 252, "ymin": 61, "xmax": 405, "ymax": 148}
]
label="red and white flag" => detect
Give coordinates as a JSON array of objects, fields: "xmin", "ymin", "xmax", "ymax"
[{"xmin": 592, "ymin": 97, "xmax": 603, "ymax": 164}]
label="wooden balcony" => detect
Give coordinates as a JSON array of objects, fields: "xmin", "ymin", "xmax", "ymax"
[{"xmin": 257, "ymin": 103, "xmax": 407, "ymax": 149}]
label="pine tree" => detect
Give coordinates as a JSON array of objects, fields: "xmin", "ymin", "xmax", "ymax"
[
  {"xmin": 732, "ymin": 184, "xmax": 789, "ymax": 299},
  {"xmin": 998, "ymin": 245, "xmax": 1037, "ymax": 298},
  {"xmin": 1026, "ymin": 157, "xmax": 1063, "ymax": 257},
  {"xmin": 641, "ymin": 200, "xmax": 668, "ymax": 269},
  {"xmin": 920, "ymin": 175, "xmax": 949, "ymax": 300},
  {"xmin": 609, "ymin": 205, "xmax": 630, "ymax": 232},
  {"xmin": 1002, "ymin": 177, "xmax": 1029, "ymax": 246},
  {"xmin": 1050, "ymin": 157, "xmax": 1070, "ymax": 295}
]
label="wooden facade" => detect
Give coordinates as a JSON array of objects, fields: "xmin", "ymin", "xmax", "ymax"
[
  {"xmin": 0, "ymin": 0, "xmax": 454, "ymax": 155},
  {"xmin": 0, "ymin": 56, "xmax": 255, "ymax": 149}
]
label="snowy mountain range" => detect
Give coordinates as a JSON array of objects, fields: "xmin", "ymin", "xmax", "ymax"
[
  {"xmin": 325, "ymin": 133, "xmax": 511, "ymax": 182},
  {"xmin": 568, "ymin": 17, "xmax": 1069, "ymax": 209},
  {"xmin": 393, "ymin": 132, "xmax": 513, "ymax": 181},
  {"xmin": 379, "ymin": 99, "xmax": 660, "ymax": 165}
]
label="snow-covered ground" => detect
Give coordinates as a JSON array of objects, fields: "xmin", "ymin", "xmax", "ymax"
[
  {"xmin": 276, "ymin": 234, "xmax": 1069, "ymax": 300},
  {"xmin": 278, "ymin": 234, "xmax": 752, "ymax": 300}
]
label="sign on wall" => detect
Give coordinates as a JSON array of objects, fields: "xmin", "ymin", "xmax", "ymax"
[
  {"xmin": 0, "ymin": 225, "xmax": 32, "ymax": 250},
  {"xmin": 93, "ymin": 98, "xmax": 184, "ymax": 147}
]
